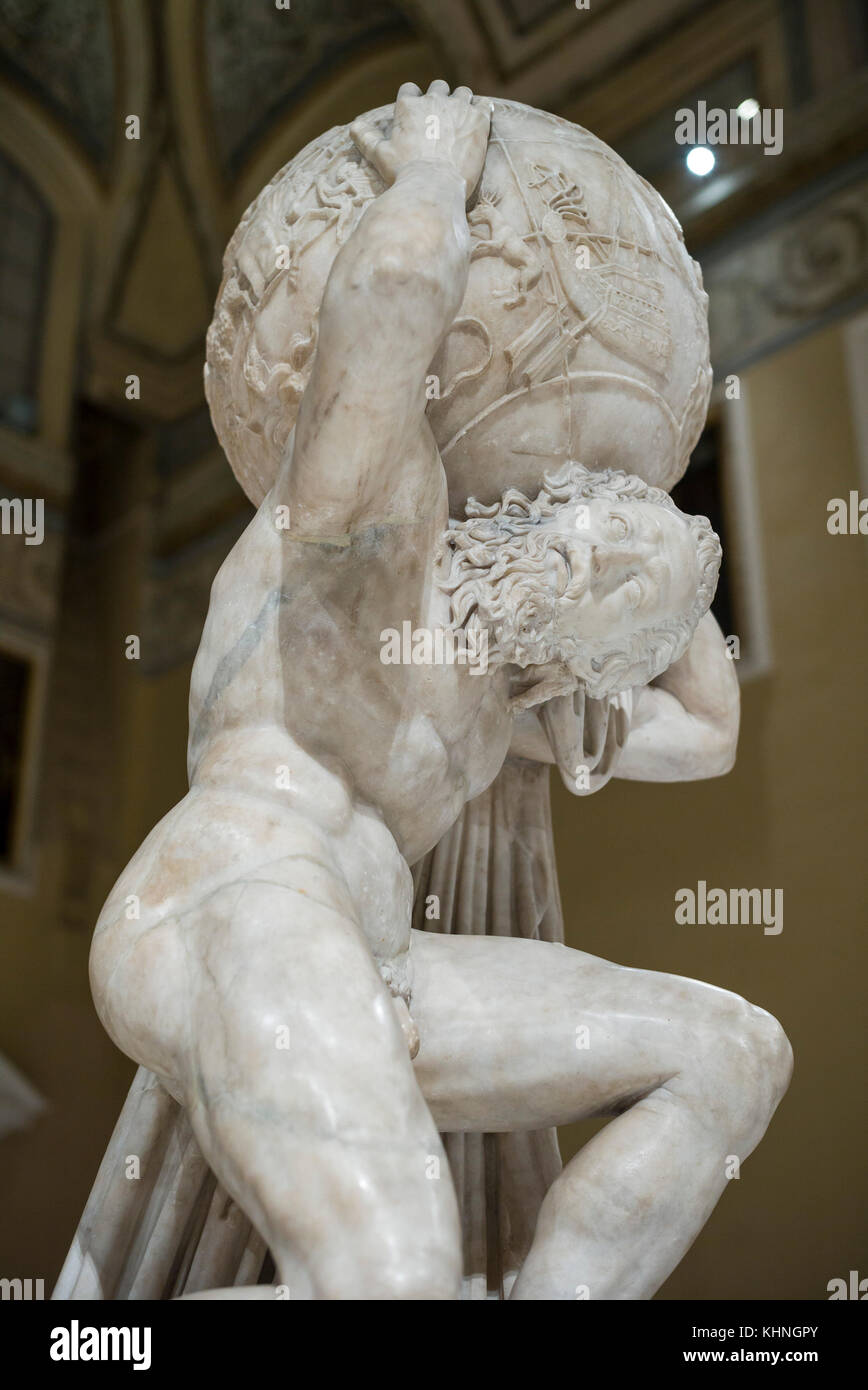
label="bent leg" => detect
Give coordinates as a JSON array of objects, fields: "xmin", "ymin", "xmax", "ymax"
[
  {"xmin": 95, "ymin": 872, "xmax": 461, "ymax": 1300},
  {"xmin": 409, "ymin": 929, "xmax": 792, "ymax": 1299},
  {"xmin": 184, "ymin": 881, "xmax": 463, "ymax": 1299}
]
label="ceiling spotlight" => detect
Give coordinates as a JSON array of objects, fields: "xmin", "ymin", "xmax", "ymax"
[
  {"xmin": 737, "ymin": 98, "xmax": 761, "ymax": 120},
  {"xmin": 686, "ymin": 146, "xmax": 715, "ymax": 176}
]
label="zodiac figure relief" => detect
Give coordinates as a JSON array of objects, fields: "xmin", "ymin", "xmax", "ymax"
[
  {"xmin": 526, "ymin": 163, "xmax": 591, "ymax": 244},
  {"xmin": 469, "ymin": 193, "xmax": 544, "ymax": 308},
  {"xmin": 500, "ymin": 159, "xmax": 673, "ymax": 388},
  {"xmin": 243, "ymin": 318, "xmax": 320, "ymax": 447},
  {"xmin": 280, "ymin": 151, "xmax": 381, "ymax": 285}
]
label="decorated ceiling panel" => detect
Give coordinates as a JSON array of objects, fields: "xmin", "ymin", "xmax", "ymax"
[
  {"xmin": 0, "ymin": 0, "xmax": 114, "ymax": 166},
  {"xmin": 204, "ymin": 0, "xmax": 413, "ymax": 178}
]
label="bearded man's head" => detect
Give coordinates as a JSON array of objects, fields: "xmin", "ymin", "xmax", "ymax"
[{"xmin": 437, "ymin": 462, "xmax": 721, "ymax": 700}]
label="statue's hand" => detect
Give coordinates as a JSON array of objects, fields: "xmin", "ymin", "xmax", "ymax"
[
  {"xmin": 616, "ymin": 612, "xmax": 740, "ymax": 782},
  {"xmin": 351, "ymin": 80, "xmax": 491, "ymax": 200}
]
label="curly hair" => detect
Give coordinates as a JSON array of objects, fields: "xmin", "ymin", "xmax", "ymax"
[{"xmin": 437, "ymin": 461, "xmax": 721, "ymax": 698}]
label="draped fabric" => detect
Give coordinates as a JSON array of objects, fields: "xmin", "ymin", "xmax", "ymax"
[
  {"xmin": 53, "ymin": 1066, "xmax": 269, "ymax": 1300},
  {"xmin": 412, "ymin": 756, "xmax": 565, "ymax": 1299}
]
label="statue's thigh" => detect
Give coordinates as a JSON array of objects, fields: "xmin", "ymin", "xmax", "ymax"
[
  {"xmin": 178, "ymin": 878, "xmax": 461, "ymax": 1294},
  {"xmin": 182, "ymin": 875, "xmax": 420, "ymax": 1126},
  {"xmin": 409, "ymin": 928, "xmax": 746, "ymax": 1133}
]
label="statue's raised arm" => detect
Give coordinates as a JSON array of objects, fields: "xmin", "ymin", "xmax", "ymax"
[{"xmin": 285, "ymin": 83, "xmax": 490, "ymax": 537}]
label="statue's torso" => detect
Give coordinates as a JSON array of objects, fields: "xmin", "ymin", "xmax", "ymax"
[
  {"xmin": 94, "ymin": 495, "xmax": 512, "ymax": 1003},
  {"xmin": 188, "ymin": 496, "xmax": 512, "ymax": 868}
]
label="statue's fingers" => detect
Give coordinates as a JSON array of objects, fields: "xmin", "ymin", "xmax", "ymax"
[
  {"xmin": 350, "ymin": 117, "xmax": 382, "ymax": 164},
  {"xmin": 452, "ymin": 86, "xmax": 473, "ymax": 104},
  {"xmin": 349, "ymin": 115, "xmax": 374, "ymax": 141},
  {"xmin": 427, "ymin": 78, "xmax": 450, "ymax": 96},
  {"xmin": 397, "ymin": 82, "xmax": 422, "ymax": 99},
  {"xmin": 392, "ymin": 997, "xmax": 420, "ymax": 1061}
]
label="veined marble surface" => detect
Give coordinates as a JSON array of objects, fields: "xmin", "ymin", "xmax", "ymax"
[{"xmin": 77, "ymin": 83, "xmax": 790, "ymax": 1301}]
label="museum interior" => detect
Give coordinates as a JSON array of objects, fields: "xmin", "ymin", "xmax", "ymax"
[{"xmin": 0, "ymin": 0, "xmax": 866, "ymax": 1298}]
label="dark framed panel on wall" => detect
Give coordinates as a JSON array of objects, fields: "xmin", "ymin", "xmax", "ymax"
[{"xmin": 0, "ymin": 625, "xmax": 47, "ymax": 892}]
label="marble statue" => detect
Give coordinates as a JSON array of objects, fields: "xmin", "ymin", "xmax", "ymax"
[{"xmin": 61, "ymin": 83, "xmax": 792, "ymax": 1301}]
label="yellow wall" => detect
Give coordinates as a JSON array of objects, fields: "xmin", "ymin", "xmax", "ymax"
[
  {"xmin": 0, "ymin": 573, "xmax": 192, "ymax": 1283},
  {"xmin": 556, "ymin": 320, "xmax": 868, "ymax": 1299}
]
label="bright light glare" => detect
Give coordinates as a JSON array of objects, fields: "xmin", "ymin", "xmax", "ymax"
[
  {"xmin": 686, "ymin": 146, "xmax": 715, "ymax": 176},
  {"xmin": 737, "ymin": 98, "xmax": 760, "ymax": 120}
]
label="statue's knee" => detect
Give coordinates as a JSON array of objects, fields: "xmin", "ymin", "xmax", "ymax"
[
  {"xmin": 699, "ymin": 994, "xmax": 792, "ymax": 1148},
  {"xmin": 749, "ymin": 1003, "xmax": 793, "ymax": 1103}
]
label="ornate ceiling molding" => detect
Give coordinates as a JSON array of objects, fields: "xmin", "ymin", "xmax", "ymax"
[
  {"xmin": 705, "ymin": 166, "xmax": 868, "ymax": 375},
  {"xmin": 204, "ymin": 0, "xmax": 414, "ymax": 179},
  {"xmin": 234, "ymin": 39, "xmax": 440, "ymax": 216}
]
